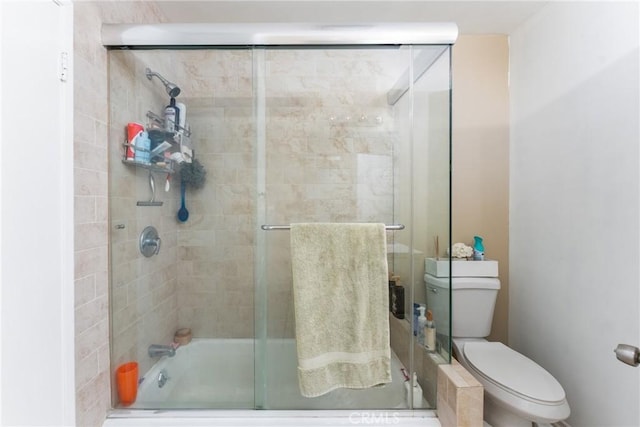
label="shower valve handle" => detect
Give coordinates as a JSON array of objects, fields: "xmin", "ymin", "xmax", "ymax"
[
  {"xmin": 147, "ymin": 236, "xmax": 161, "ymax": 255},
  {"xmin": 140, "ymin": 226, "xmax": 161, "ymax": 257}
]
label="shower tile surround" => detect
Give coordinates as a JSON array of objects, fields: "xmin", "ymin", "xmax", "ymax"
[
  {"xmin": 262, "ymin": 49, "xmax": 400, "ymax": 338},
  {"xmin": 108, "ymin": 46, "xmax": 418, "ymax": 389},
  {"xmin": 173, "ymin": 50, "xmax": 256, "ymax": 339},
  {"xmin": 108, "ymin": 50, "xmax": 181, "ymax": 387},
  {"xmin": 112, "ymin": 47, "xmax": 405, "ymax": 341}
]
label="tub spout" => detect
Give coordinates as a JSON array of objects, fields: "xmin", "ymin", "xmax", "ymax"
[{"xmin": 148, "ymin": 344, "xmax": 176, "ymax": 358}]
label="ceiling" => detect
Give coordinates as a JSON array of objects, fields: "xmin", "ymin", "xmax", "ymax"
[{"xmin": 155, "ymin": 1, "xmax": 549, "ymax": 35}]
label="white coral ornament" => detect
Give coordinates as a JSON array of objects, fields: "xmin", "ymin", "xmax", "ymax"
[{"xmin": 451, "ymin": 242, "xmax": 474, "ymax": 258}]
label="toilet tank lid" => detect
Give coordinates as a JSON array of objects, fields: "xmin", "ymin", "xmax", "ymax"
[{"xmin": 424, "ymin": 275, "xmax": 500, "ymax": 290}]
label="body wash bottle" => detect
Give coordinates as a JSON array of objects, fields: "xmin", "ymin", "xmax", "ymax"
[{"xmin": 425, "ymin": 310, "xmax": 436, "ymax": 352}]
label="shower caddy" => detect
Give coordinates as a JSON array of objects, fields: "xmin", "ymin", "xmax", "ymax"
[{"xmin": 122, "ymin": 110, "xmax": 193, "ymax": 174}]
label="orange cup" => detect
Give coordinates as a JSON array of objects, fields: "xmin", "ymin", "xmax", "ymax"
[{"xmin": 116, "ymin": 362, "xmax": 139, "ymax": 406}]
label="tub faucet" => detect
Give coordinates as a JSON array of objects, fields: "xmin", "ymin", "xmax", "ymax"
[{"xmin": 148, "ymin": 344, "xmax": 176, "ymax": 358}]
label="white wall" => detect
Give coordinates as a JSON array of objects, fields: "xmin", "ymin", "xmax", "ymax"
[
  {"xmin": 509, "ymin": 2, "xmax": 639, "ymax": 426},
  {"xmin": 0, "ymin": 1, "xmax": 75, "ymax": 425}
]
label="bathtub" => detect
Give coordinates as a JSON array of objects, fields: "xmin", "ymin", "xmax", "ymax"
[{"xmin": 104, "ymin": 339, "xmax": 439, "ymax": 426}]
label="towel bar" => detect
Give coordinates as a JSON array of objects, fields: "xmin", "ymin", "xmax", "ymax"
[{"xmin": 260, "ymin": 224, "xmax": 405, "ymax": 231}]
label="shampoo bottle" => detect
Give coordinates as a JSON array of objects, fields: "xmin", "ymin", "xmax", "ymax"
[
  {"xmin": 388, "ymin": 274, "xmax": 399, "ymax": 312},
  {"xmin": 425, "ymin": 310, "xmax": 436, "ymax": 352},
  {"xmin": 164, "ymin": 98, "xmax": 180, "ymax": 132},
  {"xmin": 391, "ymin": 280, "xmax": 405, "ymax": 319},
  {"xmin": 417, "ymin": 306, "xmax": 427, "ymax": 346},
  {"xmin": 176, "ymin": 101, "xmax": 187, "ymax": 133},
  {"xmin": 473, "ymin": 235, "xmax": 485, "ymax": 261}
]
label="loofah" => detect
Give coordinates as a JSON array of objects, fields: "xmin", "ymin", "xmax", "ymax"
[{"xmin": 180, "ymin": 158, "xmax": 206, "ymax": 189}]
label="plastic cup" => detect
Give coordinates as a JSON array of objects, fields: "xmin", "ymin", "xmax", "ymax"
[{"xmin": 116, "ymin": 361, "xmax": 138, "ymax": 406}]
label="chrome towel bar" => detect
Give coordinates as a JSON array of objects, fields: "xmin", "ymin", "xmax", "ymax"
[{"xmin": 260, "ymin": 224, "xmax": 405, "ymax": 231}]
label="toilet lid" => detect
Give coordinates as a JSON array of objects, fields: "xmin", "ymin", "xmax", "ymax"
[{"xmin": 464, "ymin": 342, "xmax": 566, "ymax": 404}]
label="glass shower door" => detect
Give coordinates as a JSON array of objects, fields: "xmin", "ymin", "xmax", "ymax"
[
  {"xmin": 107, "ymin": 41, "xmax": 451, "ymax": 412},
  {"xmin": 255, "ymin": 44, "xmax": 452, "ymax": 410},
  {"xmin": 108, "ymin": 48, "xmax": 258, "ymax": 409}
]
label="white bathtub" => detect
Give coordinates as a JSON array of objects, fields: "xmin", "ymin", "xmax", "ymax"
[{"xmin": 105, "ymin": 339, "xmax": 439, "ymax": 426}]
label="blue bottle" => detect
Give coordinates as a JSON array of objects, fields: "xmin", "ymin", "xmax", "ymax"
[
  {"xmin": 473, "ymin": 236, "xmax": 485, "ymax": 261},
  {"xmin": 135, "ymin": 131, "xmax": 151, "ymax": 164},
  {"xmin": 413, "ymin": 303, "xmax": 425, "ymax": 336}
]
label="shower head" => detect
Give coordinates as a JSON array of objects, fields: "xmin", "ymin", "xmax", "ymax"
[{"xmin": 145, "ymin": 67, "xmax": 181, "ymax": 98}]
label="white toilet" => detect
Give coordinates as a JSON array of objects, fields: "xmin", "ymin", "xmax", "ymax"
[{"xmin": 424, "ymin": 259, "xmax": 570, "ymax": 427}]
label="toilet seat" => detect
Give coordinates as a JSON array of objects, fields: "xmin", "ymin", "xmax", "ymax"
[{"xmin": 463, "ymin": 341, "xmax": 566, "ymax": 405}]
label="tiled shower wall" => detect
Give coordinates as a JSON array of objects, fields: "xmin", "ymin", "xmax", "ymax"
[
  {"xmin": 108, "ymin": 50, "xmax": 180, "ymax": 383},
  {"xmin": 73, "ymin": 2, "xmax": 166, "ymax": 426},
  {"xmin": 105, "ymin": 45, "xmax": 410, "ymax": 408},
  {"xmin": 169, "ymin": 48, "xmax": 411, "ymax": 340},
  {"xmin": 262, "ymin": 49, "xmax": 404, "ymax": 338},
  {"xmin": 101, "ymin": 50, "xmax": 407, "ymax": 395},
  {"xmin": 145, "ymin": 48, "xmax": 407, "ymax": 340},
  {"xmin": 172, "ymin": 50, "xmax": 257, "ymax": 339}
]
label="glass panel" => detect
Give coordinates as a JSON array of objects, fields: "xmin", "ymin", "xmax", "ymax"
[
  {"xmin": 260, "ymin": 45, "xmax": 450, "ymax": 410},
  {"xmin": 108, "ymin": 43, "xmax": 451, "ymax": 413},
  {"xmin": 108, "ymin": 48, "xmax": 256, "ymax": 409},
  {"xmin": 388, "ymin": 45, "xmax": 451, "ymax": 410}
]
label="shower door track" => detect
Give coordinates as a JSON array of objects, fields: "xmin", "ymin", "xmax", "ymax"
[{"xmin": 101, "ymin": 23, "xmax": 458, "ymax": 47}]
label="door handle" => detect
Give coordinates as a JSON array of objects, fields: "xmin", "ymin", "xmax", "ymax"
[{"xmin": 614, "ymin": 344, "xmax": 640, "ymax": 367}]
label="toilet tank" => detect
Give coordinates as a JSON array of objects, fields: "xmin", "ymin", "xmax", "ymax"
[{"xmin": 425, "ymin": 274, "xmax": 500, "ymax": 338}]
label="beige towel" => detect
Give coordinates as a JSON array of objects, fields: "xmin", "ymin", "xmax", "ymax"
[{"xmin": 290, "ymin": 223, "xmax": 391, "ymax": 397}]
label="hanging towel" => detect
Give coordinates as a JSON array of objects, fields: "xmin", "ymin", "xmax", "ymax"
[{"xmin": 290, "ymin": 223, "xmax": 391, "ymax": 397}]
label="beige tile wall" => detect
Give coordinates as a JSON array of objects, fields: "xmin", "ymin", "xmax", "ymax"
[
  {"xmin": 173, "ymin": 50, "xmax": 256, "ymax": 338},
  {"xmin": 108, "ymin": 50, "xmax": 180, "ymax": 388},
  {"xmin": 73, "ymin": 2, "xmax": 166, "ymax": 426},
  {"xmin": 262, "ymin": 49, "xmax": 404, "ymax": 337},
  {"xmin": 109, "ymin": 47, "xmax": 407, "ymax": 352}
]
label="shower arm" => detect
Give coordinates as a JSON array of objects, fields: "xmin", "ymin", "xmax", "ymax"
[{"xmin": 145, "ymin": 67, "xmax": 181, "ymax": 97}]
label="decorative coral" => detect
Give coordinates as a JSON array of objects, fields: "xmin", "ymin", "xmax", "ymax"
[{"xmin": 451, "ymin": 242, "xmax": 474, "ymax": 259}]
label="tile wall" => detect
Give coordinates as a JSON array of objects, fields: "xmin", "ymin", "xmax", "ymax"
[
  {"xmin": 262, "ymin": 48, "xmax": 404, "ymax": 337},
  {"xmin": 172, "ymin": 49, "xmax": 256, "ymax": 338},
  {"xmin": 105, "ymin": 44, "xmax": 410, "ymax": 415},
  {"xmin": 108, "ymin": 50, "xmax": 180, "ymax": 386},
  {"xmin": 73, "ymin": 2, "xmax": 166, "ymax": 426}
]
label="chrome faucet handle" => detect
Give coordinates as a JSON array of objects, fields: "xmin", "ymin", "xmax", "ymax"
[
  {"xmin": 158, "ymin": 369, "xmax": 170, "ymax": 388},
  {"xmin": 140, "ymin": 226, "xmax": 161, "ymax": 257}
]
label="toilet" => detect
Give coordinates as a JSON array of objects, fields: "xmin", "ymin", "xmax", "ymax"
[{"xmin": 424, "ymin": 259, "xmax": 570, "ymax": 427}]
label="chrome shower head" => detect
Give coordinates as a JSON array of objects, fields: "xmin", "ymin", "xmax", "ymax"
[{"xmin": 145, "ymin": 67, "xmax": 181, "ymax": 98}]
